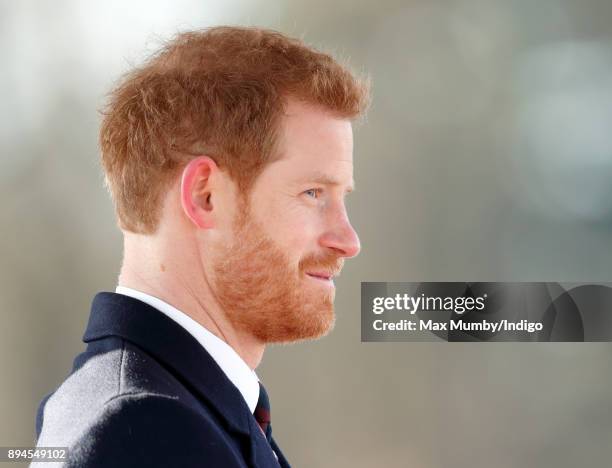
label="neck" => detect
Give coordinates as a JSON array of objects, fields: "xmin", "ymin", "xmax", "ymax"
[{"xmin": 117, "ymin": 233, "xmax": 265, "ymax": 370}]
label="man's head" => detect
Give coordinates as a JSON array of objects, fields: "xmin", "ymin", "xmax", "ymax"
[{"xmin": 100, "ymin": 26, "xmax": 369, "ymax": 344}]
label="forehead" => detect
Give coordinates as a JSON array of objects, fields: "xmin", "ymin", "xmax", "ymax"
[{"xmin": 267, "ymin": 100, "xmax": 355, "ymax": 187}]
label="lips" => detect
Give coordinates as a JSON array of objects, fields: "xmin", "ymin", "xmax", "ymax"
[{"xmin": 306, "ymin": 272, "xmax": 333, "ymax": 280}]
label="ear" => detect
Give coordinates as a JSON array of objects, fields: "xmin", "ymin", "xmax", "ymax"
[{"xmin": 180, "ymin": 156, "xmax": 218, "ymax": 229}]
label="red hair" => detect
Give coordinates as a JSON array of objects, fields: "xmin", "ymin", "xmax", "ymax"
[{"xmin": 100, "ymin": 26, "xmax": 370, "ymax": 234}]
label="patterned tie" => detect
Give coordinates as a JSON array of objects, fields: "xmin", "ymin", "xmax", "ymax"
[{"xmin": 254, "ymin": 382, "xmax": 272, "ymax": 443}]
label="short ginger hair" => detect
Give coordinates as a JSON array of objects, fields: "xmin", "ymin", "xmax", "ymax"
[{"xmin": 99, "ymin": 26, "xmax": 370, "ymax": 234}]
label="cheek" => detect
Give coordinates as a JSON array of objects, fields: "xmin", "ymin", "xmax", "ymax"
[
  {"xmin": 280, "ymin": 216, "xmax": 322, "ymax": 259},
  {"xmin": 262, "ymin": 198, "xmax": 325, "ymax": 257}
]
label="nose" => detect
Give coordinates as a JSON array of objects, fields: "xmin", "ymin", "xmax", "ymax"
[{"xmin": 319, "ymin": 213, "xmax": 361, "ymax": 259}]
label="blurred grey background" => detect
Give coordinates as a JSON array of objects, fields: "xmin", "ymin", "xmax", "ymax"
[{"xmin": 2, "ymin": 1, "xmax": 612, "ymax": 467}]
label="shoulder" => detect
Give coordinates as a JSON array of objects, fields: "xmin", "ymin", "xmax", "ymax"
[
  {"xmin": 63, "ymin": 393, "xmax": 245, "ymax": 468},
  {"xmin": 39, "ymin": 337, "xmax": 202, "ymax": 418},
  {"xmin": 37, "ymin": 338, "xmax": 244, "ymax": 467}
]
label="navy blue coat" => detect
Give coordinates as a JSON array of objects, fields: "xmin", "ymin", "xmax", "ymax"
[{"xmin": 34, "ymin": 292, "xmax": 291, "ymax": 467}]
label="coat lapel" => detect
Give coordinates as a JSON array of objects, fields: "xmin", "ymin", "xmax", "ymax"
[{"xmin": 83, "ymin": 292, "xmax": 289, "ymax": 467}]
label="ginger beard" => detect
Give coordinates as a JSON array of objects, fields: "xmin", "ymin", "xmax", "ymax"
[{"xmin": 210, "ymin": 196, "xmax": 344, "ymax": 343}]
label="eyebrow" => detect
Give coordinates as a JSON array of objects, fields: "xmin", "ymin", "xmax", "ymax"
[{"xmin": 297, "ymin": 171, "xmax": 355, "ymax": 192}]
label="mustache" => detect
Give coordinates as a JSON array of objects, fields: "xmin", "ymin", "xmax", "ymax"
[{"xmin": 299, "ymin": 254, "xmax": 345, "ymax": 277}]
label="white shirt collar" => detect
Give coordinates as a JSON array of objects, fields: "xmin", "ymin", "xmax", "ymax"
[{"xmin": 115, "ymin": 285, "xmax": 260, "ymax": 413}]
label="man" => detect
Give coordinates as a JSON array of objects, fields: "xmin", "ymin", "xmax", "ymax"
[{"xmin": 34, "ymin": 26, "xmax": 369, "ymax": 467}]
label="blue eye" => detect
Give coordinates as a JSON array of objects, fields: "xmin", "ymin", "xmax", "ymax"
[{"xmin": 304, "ymin": 188, "xmax": 320, "ymax": 199}]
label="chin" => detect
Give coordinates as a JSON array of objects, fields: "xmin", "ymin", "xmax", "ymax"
[{"xmin": 264, "ymin": 306, "xmax": 336, "ymax": 344}]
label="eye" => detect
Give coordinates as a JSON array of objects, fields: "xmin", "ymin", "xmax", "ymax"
[{"xmin": 304, "ymin": 188, "xmax": 322, "ymax": 199}]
